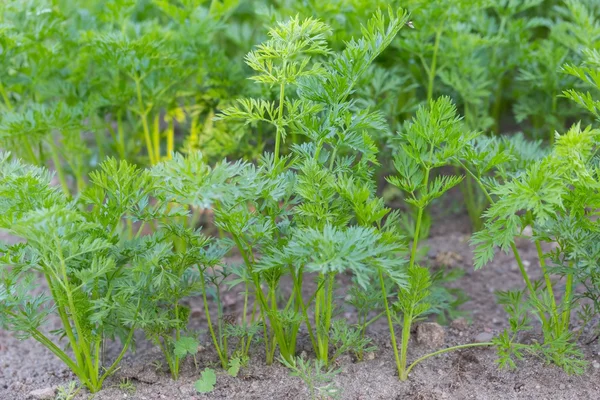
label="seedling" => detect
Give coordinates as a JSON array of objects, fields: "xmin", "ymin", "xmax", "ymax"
[
  {"xmin": 280, "ymin": 356, "xmax": 341, "ymax": 400},
  {"xmin": 117, "ymin": 378, "xmax": 136, "ymax": 394},
  {"xmin": 55, "ymin": 381, "xmax": 80, "ymax": 400},
  {"xmin": 384, "ymin": 97, "xmax": 492, "ymax": 380},
  {"xmin": 195, "ymin": 368, "xmax": 217, "ymax": 394}
]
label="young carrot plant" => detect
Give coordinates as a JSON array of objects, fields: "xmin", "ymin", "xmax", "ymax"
[
  {"xmin": 384, "ymin": 97, "xmax": 492, "ymax": 380},
  {"xmin": 155, "ymin": 8, "xmax": 412, "ymax": 369},
  {"xmin": 469, "ymin": 123, "xmax": 599, "ymax": 374},
  {"xmin": 132, "ymin": 223, "xmax": 218, "ymax": 380},
  {"xmin": 0, "ymin": 154, "xmax": 187, "ymax": 392}
]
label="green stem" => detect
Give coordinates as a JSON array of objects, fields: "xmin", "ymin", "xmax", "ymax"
[
  {"xmin": 409, "ymin": 167, "xmax": 430, "ymax": 268},
  {"xmin": 199, "ymin": 268, "xmax": 228, "ymax": 368},
  {"xmin": 48, "ymin": 139, "xmax": 70, "ymax": 195},
  {"xmin": 98, "ymin": 300, "xmax": 142, "ymax": 389},
  {"xmin": 457, "ymin": 161, "xmax": 548, "ymax": 326},
  {"xmin": 399, "ymin": 311, "xmax": 413, "ymax": 381},
  {"xmin": 290, "ymin": 266, "xmax": 317, "ymax": 352},
  {"xmin": 0, "ymin": 81, "xmax": 13, "ymax": 111},
  {"xmin": 22, "ymin": 137, "xmax": 39, "ymax": 165},
  {"xmin": 379, "ymin": 269, "xmax": 402, "ymax": 378},
  {"xmin": 241, "ymin": 282, "xmax": 249, "ymax": 352},
  {"xmin": 173, "ymin": 302, "xmax": 181, "ymax": 380},
  {"xmin": 320, "ymin": 273, "xmax": 335, "ymax": 365},
  {"xmin": 244, "ymin": 299, "xmax": 258, "ymax": 356},
  {"xmin": 45, "ymin": 274, "xmax": 88, "ymax": 378},
  {"xmin": 153, "ymin": 114, "xmax": 161, "ymax": 162},
  {"xmin": 364, "ymin": 310, "xmax": 386, "ymax": 328},
  {"xmin": 4, "ymin": 309, "xmax": 83, "ymax": 382},
  {"xmin": 562, "ymin": 263, "xmax": 574, "ymax": 331},
  {"xmin": 329, "ymin": 147, "xmax": 337, "ymax": 170},
  {"xmin": 404, "ymin": 342, "xmax": 493, "ymax": 377},
  {"xmin": 535, "ymin": 240, "xmax": 558, "ymax": 320},
  {"xmin": 55, "ymin": 239, "xmax": 98, "ymax": 387},
  {"xmin": 274, "ymin": 75, "xmax": 286, "ymax": 164},
  {"xmin": 134, "ymin": 78, "xmax": 155, "ymax": 165}
]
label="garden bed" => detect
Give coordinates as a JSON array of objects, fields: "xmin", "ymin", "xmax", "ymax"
[{"xmin": 2, "ymin": 215, "xmax": 599, "ymax": 400}]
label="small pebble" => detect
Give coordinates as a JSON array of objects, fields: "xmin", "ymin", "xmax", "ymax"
[
  {"xmin": 474, "ymin": 332, "xmax": 494, "ymax": 343},
  {"xmin": 27, "ymin": 387, "xmax": 56, "ymax": 400},
  {"xmin": 593, "ymin": 361, "xmax": 600, "ymax": 369},
  {"xmin": 559, "ymin": 384, "xmax": 566, "ymax": 390}
]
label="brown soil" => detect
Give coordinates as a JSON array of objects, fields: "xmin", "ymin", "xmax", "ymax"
[{"xmin": 2, "ymin": 214, "xmax": 600, "ymax": 400}]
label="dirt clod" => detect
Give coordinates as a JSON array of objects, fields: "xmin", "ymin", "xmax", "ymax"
[
  {"xmin": 416, "ymin": 322, "xmax": 445, "ymax": 348},
  {"xmin": 450, "ymin": 317, "xmax": 468, "ymax": 331},
  {"xmin": 27, "ymin": 387, "xmax": 56, "ymax": 400}
]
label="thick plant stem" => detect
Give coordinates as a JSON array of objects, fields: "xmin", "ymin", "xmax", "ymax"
[
  {"xmin": 55, "ymin": 239, "xmax": 98, "ymax": 387},
  {"xmin": 409, "ymin": 164, "xmax": 430, "ymax": 266},
  {"xmin": 399, "ymin": 311, "xmax": 413, "ymax": 381},
  {"xmin": 464, "ymin": 174, "xmax": 483, "ymax": 231},
  {"xmin": 379, "ymin": 270, "xmax": 402, "ymax": 378},
  {"xmin": 317, "ymin": 273, "xmax": 335, "ymax": 365}
]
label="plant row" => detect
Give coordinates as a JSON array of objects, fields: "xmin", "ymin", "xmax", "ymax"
[{"xmin": 1, "ymin": 2, "xmax": 600, "ymax": 398}]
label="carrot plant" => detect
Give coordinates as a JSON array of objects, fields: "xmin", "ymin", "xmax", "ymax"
[
  {"xmin": 131, "ymin": 223, "xmax": 221, "ymax": 380},
  {"xmin": 0, "ymin": 154, "xmax": 193, "ymax": 392},
  {"xmin": 384, "ymin": 97, "xmax": 493, "ymax": 380},
  {"xmin": 155, "ymin": 8, "xmax": 412, "ymax": 368},
  {"xmin": 0, "ymin": 0, "xmax": 253, "ymax": 189},
  {"xmin": 467, "ymin": 122, "xmax": 600, "ymax": 374}
]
